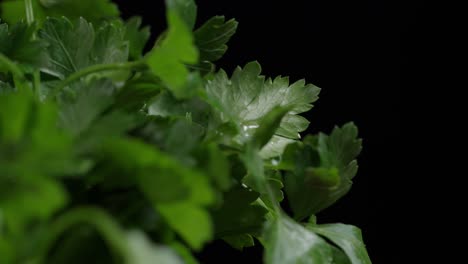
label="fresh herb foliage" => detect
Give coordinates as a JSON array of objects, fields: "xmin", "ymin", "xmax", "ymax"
[{"xmin": 0, "ymin": 0, "xmax": 371, "ymax": 263}]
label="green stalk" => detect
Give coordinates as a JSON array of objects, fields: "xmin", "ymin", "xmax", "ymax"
[
  {"xmin": 51, "ymin": 61, "xmax": 146, "ymax": 97},
  {"xmin": 0, "ymin": 54, "xmax": 25, "ymax": 78},
  {"xmin": 32, "ymin": 71, "xmax": 41, "ymax": 98},
  {"xmin": 24, "ymin": 0, "xmax": 35, "ymax": 24},
  {"xmin": 24, "ymin": 0, "xmax": 41, "ymax": 98},
  {"xmin": 0, "ymin": 53, "xmax": 28, "ymax": 90}
]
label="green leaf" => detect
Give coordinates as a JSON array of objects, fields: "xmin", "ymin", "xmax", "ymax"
[
  {"xmin": 283, "ymin": 123, "xmax": 362, "ymax": 219},
  {"xmin": 331, "ymin": 246, "xmax": 352, "ymax": 264},
  {"xmin": 0, "ymin": 91, "xmax": 74, "ymax": 177},
  {"xmin": 211, "ymin": 186, "xmax": 268, "ymax": 238},
  {"xmin": 148, "ymin": 91, "xmax": 211, "ymax": 126},
  {"xmin": 146, "ymin": 9, "xmax": 198, "ymax": 98},
  {"xmin": 77, "ymin": 111, "xmax": 139, "ymax": 157},
  {"xmin": 260, "ymin": 173, "xmax": 285, "ymax": 209},
  {"xmin": 196, "ymin": 143, "xmax": 232, "ymax": 190},
  {"xmin": 223, "ymin": 234, "xmax": 255, "ymax": 251},
  {"xmin": 205, "ymin": 61, "xmax": 320, "ymax": 156},
  {"xmin": 170, "ymin": 242, "xmax": 200, "ymax": 264},
  {"xmin": 102, "ymin": 138, "xmax": 215, "ymax": 249},
  {"xmin": 241, "ymin": 145, "xmax": 267, "ymax": 193},
  {"xmin": 161, "ymin": 119, "xmax": 205, "ymax": 163},
  {"xmin": 241, "ymin": 106, "xmax": 294, "ymax": 208},
  {"xmin": 0, "ymin": 92, "xmax": 74, "ymax": 233},
  {"xmin": 38, "ymin": 17, "xmax": 128, "ymax": 79},
  {"xmin": 190, "ymin": 15, "xmax": 238, "ymax": 74},
  {"xmin": 242, "ymin": 168, "xmax": 284, "ymax": 210},
  {"xmin": 307, "ymin": 223, "xmax": 371, "ymax": 264},
  {"xmin": 0, "ymin": 177, "xmax": 67, "ymax": 231},
  {"xmin": 259, "ymin": 136, "xmax": 295, "ymax": 159},
  {"xmin": 104, "ymin": 138, "xmax": 215, "ymax": 204},
  {"xmin": 165, "ymin": 0, "xmax": 197, "ymax": 29},
  {"xmin": 252, "ymin": 106, "xmax": 292, "ymax": 149},
  {"xmin": 54, "ymin": 78, "xmax": 140, "ymax": 154},
  {"xmin": 0, "ymin": 91, "xmax": 30, "ymax": 142},
  {"xmin": 157, "ymin": 203, "xmax": 212, "ymax": 250},
  {"xmin": 194, "ymin": 16, "xmax": 238, "ymax": 62},
  {"xmin": 263, "ymin": 214, "xmax": 333, "ymax": 264},
  {"xmin": 318, "ymin": 123, "xmax": 362, "ymax": 180},
  {"xmin": 115, "ymin": 72, "xmax": 162, "ymax": 111},
  {"xmin": 0, "ymin": 21, "xmax": 47, "ymax": 71},
  {"xmin": 0, "ymin": 237, "xmax": 13, "ymax": 264},
  {"xmin": 0, "ymin": 0, "xmax": 119, "ymax": 25},
  {"xmin": 136, "ymin": 117, "xmax": 205, "ymax": 166},
  {"xmin": 124, "ymin": 17, "xmax": 151, "ymax": 60},
  {"xmin": 127, "ymin": 230, "xmax": 183, "ymax": 264},
  {"xmin": 57, "ymin": 79, "xmax": 116, "ymax": 136}
]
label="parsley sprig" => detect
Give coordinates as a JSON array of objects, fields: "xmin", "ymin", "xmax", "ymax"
[{"xmin": 0, "ymin": 0, "xmax": 371, "ymax": 263}]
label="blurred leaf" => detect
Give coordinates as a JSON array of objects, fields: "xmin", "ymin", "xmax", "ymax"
[
  {"xmin": 127, "ymin": 230, "xmax": 183, "ymax": 264},
  {"xmin": 0, "ymin": 177, "xmax": 67, "ymax": 232},
  {"xmin": 36, "ymin": 207, "xmax": 183, "ymax": 263},
  {"xmin": 331, "ymin": 246, "xmax": 352, "ymax": 264},
  {"xmin": 58, "ymin": 79, "xmax": 116, "ymax": 136},
  {"xmin": 102, "ymin": 138, "xmax": 215, "ymax": 249},
  {"xmin": 195, "ymin": 143, "xmax": 231, "ymax": 190},
  {"xmin": 0, "ymin": 91, "xmax": 74, "ymax": 177},
  {"xmin": 0, "ymin": 21, "xmax": 47, "ymax": 72},
  {"xmin": 148, "ymin": 90, "xmax": 211, "ymax": 125},
  {"xmin": 170, "ymin": 242, "xmax": 200, "ymax": 264},
  {"xmin": 223, "ymin": 234, "xmax": 255, "ymax": 251},
  {"xmin": 259, "ymin": 135, "xmax": 295, "ymax": 159},
  {"xmin": 115, "ymin": 72, "xmax": 162, "ymax": 111},
  {"xmin": 157, "ymin": 203, "xmax": 212, "ymax": 250},
  {"xmin": 136, "ymin": 117, "xmax": 205, "ymax": 165},
  {"xmin": 0, "ymin": 237, "xmax": 14, "ymax": 264},
  {"xmin": 146, "ymin": 8, "xmax": 198, "ymax": 98},
  {"xmin": 165, "ymin": 0, "xmax": 197, "ymax": 29},
  {"xmin": 0, "ymin": 79, "xmax": 13, "ymax": 93}
]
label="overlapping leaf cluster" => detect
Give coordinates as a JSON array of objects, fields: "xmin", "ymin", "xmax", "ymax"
[{"xmin": 0, "ymin": 0, "xmax": 371, "ymax": 263}]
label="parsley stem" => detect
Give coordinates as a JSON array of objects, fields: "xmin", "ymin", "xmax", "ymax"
[
  {"xmin": 52, "ymin": 60, "xmax": 147, "ymax": 97},
  {"xmin": 24, "ymin": 0, "xmax": 35, "ymax": 25},
  {"xmin": 24, "ymin": 0, "xmax": 41, "ymax": 98},
  {"xmin": 0, "ymin": 53, "xmax": 28, "ymax": 90},
  {"xmin": 33, "ymin": 71, "xmax": 41, "ymax": 98},
  {"xmin": 0, "ymin": 53, "xmax": 25, "ymax": 78}
]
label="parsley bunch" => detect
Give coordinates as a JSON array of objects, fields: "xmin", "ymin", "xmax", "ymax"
[{"xmin": 0, "ymin": 0, "xmax": 371, "ymax": 263}]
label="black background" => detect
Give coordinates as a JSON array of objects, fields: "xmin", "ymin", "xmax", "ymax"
[{"xmin": 115, "ymin": 0, "xmax": 401, "ymax": 263}]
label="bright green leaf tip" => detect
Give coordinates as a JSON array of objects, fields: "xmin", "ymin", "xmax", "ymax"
[{"xmin": 146, "ymin": 10, "xmax": 199, "ymax": 98}]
